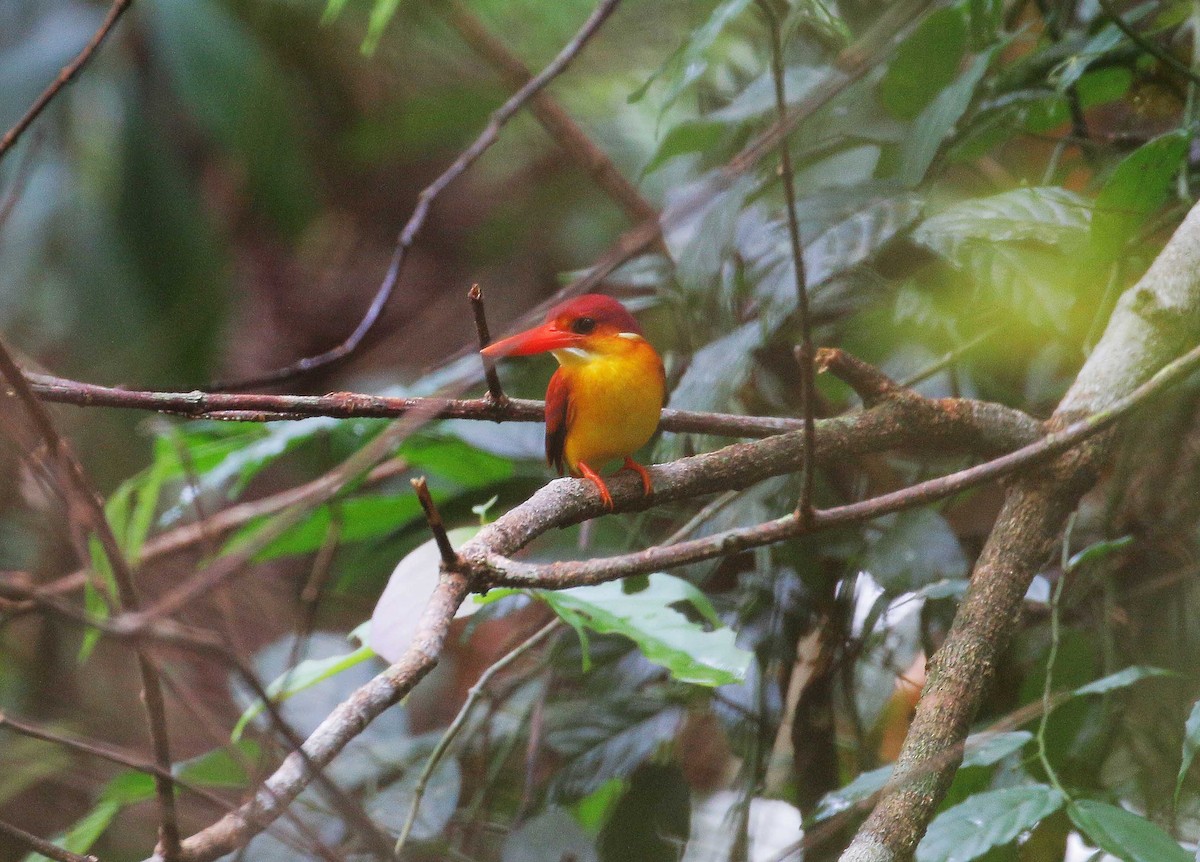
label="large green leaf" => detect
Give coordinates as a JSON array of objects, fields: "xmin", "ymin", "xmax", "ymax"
[
  {"xmin": 897, "ymin": 47, "xmax": 995, "ymax": 186},
  {"xmin": 531, "ymin": 573, "xmax": 751, "ymax": 686},
  {"xmin": 1090, "ymin": 131, "xmax": 1188, "ymax": 261},
  {"xmin": 237, "ymin": 491, "xmax": 427, "ymax": 561},
  {"xmin": 913, "ymin": 186, "xmax": 1092, "ymax": 326},
  {"xmin": 502, "ymin": 807, "xmax": 599, "ymax": 862},
  {"xmin": 861, "ymin": 510, "xmax": 968, "ymax": 593},
  {"xmin": 548, "ymin": 699, "xmax": 685, "ymax": 800},
  {"xmin": 915, "ymin": 187, "xmax": 1092, "ymax": 253},
  {"xmin": 1072, "ymin": 665, "xmax": 1176, "ymax": 697},
  {"xmin": 1068, "ymin": 800, "xmax": 1190, "ymax": 862},
  {"xmin": 915, "ymin": 784, "xmax": 1065, "ymax": 862},
  {"xmin": 879, "ymin": 6, "xmax": 968, "ymax": 119},
  {"xmin": 232, "ymin": 624, "xmax": 377, "ymax": 740}
]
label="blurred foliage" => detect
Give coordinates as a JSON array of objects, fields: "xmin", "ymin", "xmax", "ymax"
[{"xmin": 6, "ymin": 0, "xmax": 1200, "ymax": 860}]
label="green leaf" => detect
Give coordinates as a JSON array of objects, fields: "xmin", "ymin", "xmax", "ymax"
[
  {"xmin": 1073, "ymin": 665, "xmax": 1176, "ymax": 697},
  {"xmin": 549, "ymin": 700, "xmax": 685, "ymax": 800},
  {"xmin": 1066, "ymin": 536, "xmax": 1133, "ymax": 573},
  {"xmin": 535, "ymin": 574, "xmax": 751, "ymax": 686},
  {"xmin": 502, "ymin": 806, "xmax": 599, "ymax": 862},
  {"xmin": 897, "ymin": 47, "xmax": 996, "ymax": 186},
  {"xmin": 363, "ymin": 0, "xmax": 403, "ymax": 54},
  {"xmin": 400, "ymin": 435, "xmax": 514, "ymax": 489},
  {"xmin": 1068, "ymin": 800, "xmax": 1190, "ymax": 862},
  {"xmin": 1090, "ymin": 131, "xmax": 1188, "ymax": 261},
  {"xmin": 916, "ymin": 187, "xmax": 1092, "ymax": 253},
  {"xmin": 1175, "ymin": 698, "xmax": 1200, "ymax": 804},
  {"xmin": 862, "ymin": 510, "xmax": 968, "ymax": 593},
  {"xmin": 915, "ymin": 784, "xmax": 1065, "ymax": 862},
  {"xmin": 321, "ymin": 0, "xmax": 351, "ymax": 24},
  {"xmin": 630, "ymin": 0, "xmax": 754, "ymax": 109},
  {"xmin": 573, "ymin": 778, "xmax": 625, "ymax": 835},
  {"xmin": 960, "ymin": 730, "xmax": 1033, "ymax": 768},
  {"xmin": 913, "ymin": 186, "xmax": 1092, "ymax": 326},
  {"xmin": 232, "ymin": 637, "xmax": 378, "ymax": 740},
  {"xmin": 238, "ymin": 492, "xmax": 426, "ymax": 561},
  {"xmin": 813, "ymin": 764, "xmax": 893, "ymax": 821},
  {"xmin": 21, "ymin": 800, "xmax": 121, "ymax": 862},
  {"xmin": 879, "ymin": 7, "xmax": 968, "ymax": 119}
]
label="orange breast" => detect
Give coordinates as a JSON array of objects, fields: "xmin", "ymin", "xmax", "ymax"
[{"xmin": 555, "ymin": 339, "xmax": 664, "ymax": 474}]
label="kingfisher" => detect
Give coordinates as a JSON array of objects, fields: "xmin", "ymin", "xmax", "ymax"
[{"xmin": 481, "ymin": 294, "xmax": 666, "ymax": 510}]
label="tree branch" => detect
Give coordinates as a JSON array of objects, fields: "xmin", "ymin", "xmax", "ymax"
[
  {"xmin": 210, "ymin": 0, "xmax": 625, "ymax": 391},
  {"xmin": 0, "ymin": 0, "xmax": 133, "ymax": 163},
  {"xmin": 840, "ymin": 200, "xmax": 1200, "ymax": 862}
]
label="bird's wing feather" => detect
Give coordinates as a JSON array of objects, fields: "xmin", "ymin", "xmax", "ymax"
[{"xmin": 545, "ymin": 369, "xmax": 570, "ymax": 475}]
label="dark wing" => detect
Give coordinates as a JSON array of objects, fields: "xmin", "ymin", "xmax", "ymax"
[{"xmin": 545, "ymin": 369, "xmax": 570, "ymax": 476}]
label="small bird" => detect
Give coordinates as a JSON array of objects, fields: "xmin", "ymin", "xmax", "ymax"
[{"xmin": 481, "ymin": 294, "xmax": 665, "ymax": 510}]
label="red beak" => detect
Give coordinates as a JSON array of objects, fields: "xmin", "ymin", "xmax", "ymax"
[{"xmin": 480, "ymin": 323, "xmax": 583, "ymax": 359}]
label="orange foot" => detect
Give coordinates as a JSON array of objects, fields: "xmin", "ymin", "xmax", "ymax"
[
  {"xmin": 577, "ymin": 460, "xmax": 614, "ymax": 510},
  {"xmin": 619, "ymin": 456, "xmax": 654, "ymax": 497}
]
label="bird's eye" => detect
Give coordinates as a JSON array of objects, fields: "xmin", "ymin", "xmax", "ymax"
[{"xmin": 572, "ymin": 317, "xmax": 597, "ymax": 334}]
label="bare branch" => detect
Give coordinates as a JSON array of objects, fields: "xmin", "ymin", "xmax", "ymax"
[
  {"xmin": 209, "ymin": 0, "xmax": 625, "ymax": 391},
  {"xmin": 24, "ymin": 368, "xmax": 1039, "ymax": 445},
  {"xmin": 443, "ymin": 0, "xmax": 659, "ymax": 226},
  {"xmin": 0, "ymin": 0, "xmax": 133, "ymax": 164},
  {"xmin": 411, "ymin": 476, "xmax": 460, "ymax": 568},
  {"xmin": 0, "ymin": 819, "xmax": 99, "ymax": 862},
  {"xmin": 469, "ymin": 285, "xmax": 508, "ymax": 403},
  {"xmin": 0, "ymin": 337, "xmax": 181, "ymax": 860},
  {"xmin": 758, "ymin": 0, "xmax": 817, "ymax": 520}
]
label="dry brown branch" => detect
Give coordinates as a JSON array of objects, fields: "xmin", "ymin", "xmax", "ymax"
[
  {"xmin": 443, "ymin": 0, "xmax": 659, "ymax": 226},
  {"xmin": 0, "ymin": 819, "xmax": 99, "ymax": 862},
  {"xmin": 840, "ymin": 201, "xmax": 1200, "ymax": 862},
  {"xmin": 0, "ymin": 0, "xmax": 133, "ymax": 163},
  {"xmin": 0, "ymin": 337, "xmax": 182, "ymax": 860},
  {"xmin": 24, "ymin": 368, "xmax": 1040, "ymax": 445}
]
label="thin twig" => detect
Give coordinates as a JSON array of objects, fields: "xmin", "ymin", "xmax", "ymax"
[
  {"xmin": 443, "ymin": 0, "xmax": 659, "ymax": 226},
  {"xmin": 209, "ymin": 0, "xmax": 625, "ymax": 391},
  {"xmin": 469, "ymin": 285, "xmax": 507, "ymax": 403},
  {"xmin": 0, "ymin": 819, "xmax": 99, "ymax": 862},
  {"xmin": 412, "ymin": 476, "xmax": 459, "ymax": 568},
  {"xmin": 394, "ymin": 620, "xmax": 559, "ymax": 855},
  {"xmin": 1095, "ymin": 0, "xmax": 1200, "ymax": 88},
  {"xmin": 0, "ymin": 338, "xmax": 181, "ymax": 861},
  {"xmin": 759, "ymin": 0, "xmax": 817, "ymax": 521},
  {"xmin": 0, "ymin": 0, "xmax": 134, "ymax": 163},
  {"xmin": 0, "ymin": 710, "xmax": 248, "ymax": 818}
]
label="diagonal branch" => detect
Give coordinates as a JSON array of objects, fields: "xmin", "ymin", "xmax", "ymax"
[
  {"xmin": 209, "ymin": 0, "xmax": 625, "ymax": 391},
  {"xmin": 0, "ymin": 0, "xmax": 133, "ymax": 163}
]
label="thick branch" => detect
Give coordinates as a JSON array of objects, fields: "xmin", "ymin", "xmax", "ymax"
[{"xmin": 841, "ymin": 201, "xmax": 1200, "ymax": 862}]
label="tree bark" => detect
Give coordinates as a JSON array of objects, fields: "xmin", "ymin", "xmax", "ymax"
[{"xmin": 841, "ymin": 202, "xmax": 1200, "ymax": 861}]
